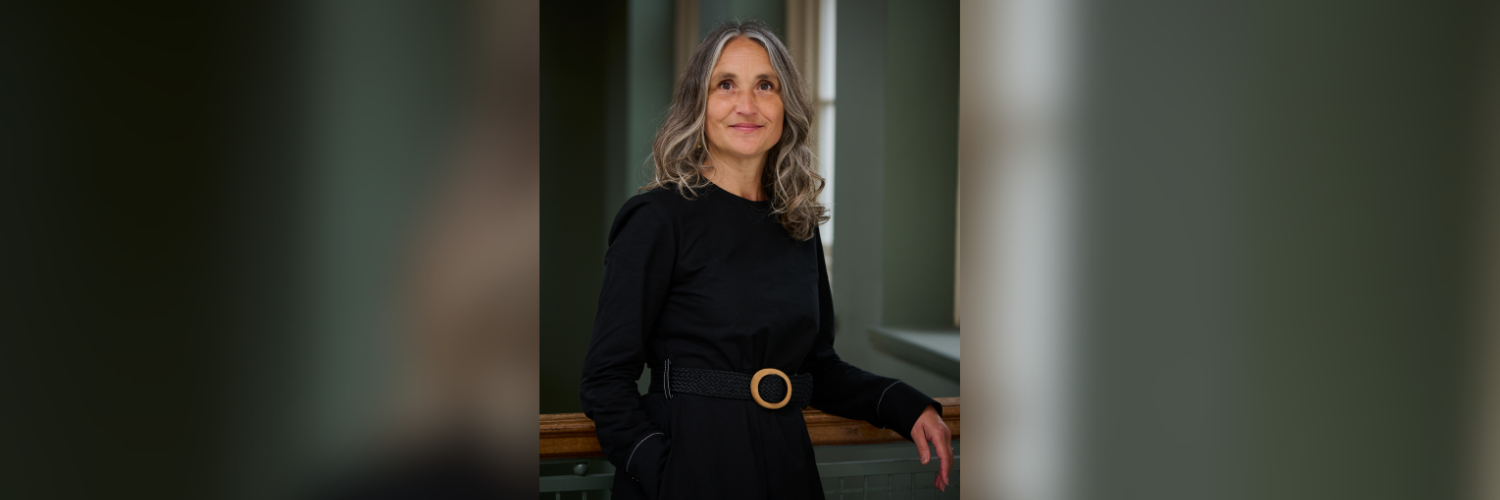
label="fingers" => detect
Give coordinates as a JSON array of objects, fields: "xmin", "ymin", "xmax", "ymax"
[
  {"xmin": 937, "ymin": 426, "xmax": 953, "ymax": 491},
  {"xmin": 927, "ymin": 429, "xmax": 949, "ymax": 492},
  {"xmin": 912, "ymin": 423, "xmax": 930, "ymax": 465}
]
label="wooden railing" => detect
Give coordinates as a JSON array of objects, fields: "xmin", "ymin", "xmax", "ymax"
[{"xmin": 540, "ymin": 397, "xmax": 959, "ymax": 460}]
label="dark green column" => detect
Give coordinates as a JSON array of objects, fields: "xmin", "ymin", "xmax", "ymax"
[
  {"xmin": 615, "ymin": 0, "xmax": 678, "ymax": 220},
  {"xmin": 540, "ymin": 2, "xmax": 625, "ymax": 414},
  {"xmin": 541, "ymin": 0, "xmax": 677, "ymax": 413}
]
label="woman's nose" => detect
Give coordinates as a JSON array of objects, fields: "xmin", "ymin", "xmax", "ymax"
[{"xmin": 735, "ymin": 91, "xmax": 758, "ymax": 115}]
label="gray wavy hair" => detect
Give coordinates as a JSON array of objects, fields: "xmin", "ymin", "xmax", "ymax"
[{"xmin": 643, "ymin": 19, "xmax": 827, "ymax": 241}]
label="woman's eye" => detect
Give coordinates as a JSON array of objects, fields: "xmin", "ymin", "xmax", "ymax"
[
  {"xmin": 718, "ymin": 81, "xmax": 733, "ymax": 90},
  {"xmin": 758, "ymin": 82, "xmax": 774, "ymax": 91}
]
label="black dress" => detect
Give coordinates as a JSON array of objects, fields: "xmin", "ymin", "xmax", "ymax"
[{"xmin": 579, "ymin": 183, "xmax": 940, "ymax": 500}]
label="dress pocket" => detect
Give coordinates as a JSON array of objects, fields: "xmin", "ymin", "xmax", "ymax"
[{"xmin": 639, "ymin": 393, "xmax": 673, "ymax": 500}]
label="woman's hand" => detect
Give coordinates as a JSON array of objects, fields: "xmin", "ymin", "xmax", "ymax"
[{"xmin": 910, "ymin": 405, "xmax": 953, "ymax": 491}]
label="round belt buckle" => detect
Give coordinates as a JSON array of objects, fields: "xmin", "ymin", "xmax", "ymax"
[{"xmin": 750, "ymin": 368, "xmax": 793, "ymax": 409}]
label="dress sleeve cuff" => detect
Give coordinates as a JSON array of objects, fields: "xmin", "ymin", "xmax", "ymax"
[
  {"xmin": 624, "ymin": 432, "xmax": 670, "ymax": 499},
  {"xmin": 876, "ymin": 382, "xmax": 942, "ymax": 442}
]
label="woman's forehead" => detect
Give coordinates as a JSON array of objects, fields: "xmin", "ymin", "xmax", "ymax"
[{"xmin": 712, "ymin": 37, "xmax": 777, "ymax": 79}]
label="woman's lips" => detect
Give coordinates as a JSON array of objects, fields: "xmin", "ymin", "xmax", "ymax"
[{"xmin": 729, "ymin": 123, "xmax": 762, "ymax": 132}]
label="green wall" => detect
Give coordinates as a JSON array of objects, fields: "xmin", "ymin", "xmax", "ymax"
[
  {"xmin": 833, "ymin": 0, "xmax": 961, "ymax": 398},
  {"xmin": 882, "ymin": 1, "xmax": 960, "ymax": 328},
  {"xmin": 700, "ymin": 0, "xmax": 786, "ymax": 39},
  {"xmin": 1069, "ymin": 0, "xmax": 1487, "ymax": 498}
]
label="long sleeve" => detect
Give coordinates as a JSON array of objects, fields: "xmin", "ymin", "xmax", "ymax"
[
  {"xmin": 798, "ymin": 227, "xmax": 941, "ymax": 441},
  {"xmin": 579, "ymin": 197, "xmax": 674, "ymax": 493}
]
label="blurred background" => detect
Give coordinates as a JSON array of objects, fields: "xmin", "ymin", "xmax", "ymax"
[
  {"xmin": 3, "ymin": 1, "xmax": 539, "ymax": 499},
  {"xmin": 963, "ymin": 0, "xmax": 1499, "ymax": 499},
  {"xmin": 4, "ymin": 0, "xmax": 1499, "ymax": 499}
]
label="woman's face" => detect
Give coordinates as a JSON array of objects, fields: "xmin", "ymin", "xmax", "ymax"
[{"xmin": 703, "ymin": 36, "xmax": 784, "ymax": 166}]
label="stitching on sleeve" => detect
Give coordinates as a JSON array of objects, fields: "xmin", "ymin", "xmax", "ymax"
[
  {"xmin": 625, "ymin": 432, "xmax": 664, "ymax": 473},
  {"xmin": 875, "ymin": 381, "xmax": 903, "ymax": 422}
]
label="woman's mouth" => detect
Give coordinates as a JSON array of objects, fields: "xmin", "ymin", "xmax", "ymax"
[{"xmin": 730, "ymin": 123, "xmax": 762, "ymax": 132}]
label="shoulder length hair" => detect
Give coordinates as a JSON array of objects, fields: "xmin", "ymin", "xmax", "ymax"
[{"xmin": 643, "ymin": 19, "xmax": 827, "ymax": 242}]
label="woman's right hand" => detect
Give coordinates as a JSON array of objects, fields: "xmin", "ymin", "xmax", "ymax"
[{"xmin": 910, "ymin": 405, "xmax": 952, "ymax": 492}]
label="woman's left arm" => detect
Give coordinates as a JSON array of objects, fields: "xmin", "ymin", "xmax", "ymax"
[{"xmin": 798, "ymin": 228, "xmax": 951, "ymax": 491}]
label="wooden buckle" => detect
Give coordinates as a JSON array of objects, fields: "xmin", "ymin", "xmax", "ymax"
[{"xmin": 750, "ymin": 368, "xmax": 792, "ymax": 409}]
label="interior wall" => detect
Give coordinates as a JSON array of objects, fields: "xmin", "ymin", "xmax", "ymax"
[
  {"xmin": 833, "ymin": 0, "xmax": 961, "ymax": 398},
  {"xmin": 1069, "ymin": 1, "xmax": 1488, "ymax": 498},
  {"xmin": 699, "ymin": 0, "xmax": 787, "ymax": 39}
]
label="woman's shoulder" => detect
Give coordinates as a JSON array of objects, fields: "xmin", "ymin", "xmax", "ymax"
[
  {"xmin": 618, "ymin": 183, "xmax": 703, "ymax": 215},
  {"xmin": 607, "ymin": 184, "xmax": 696, "ymax": 244}
]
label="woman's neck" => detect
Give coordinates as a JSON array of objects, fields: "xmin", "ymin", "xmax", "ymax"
[{"xmin": 702, "ymin": 153, "xmax": 766, "ymax": 201}]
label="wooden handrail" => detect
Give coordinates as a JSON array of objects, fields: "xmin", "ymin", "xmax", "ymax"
[{"xmin": 540, "ymin": 397, "xmax": 959, "ymax": 460}]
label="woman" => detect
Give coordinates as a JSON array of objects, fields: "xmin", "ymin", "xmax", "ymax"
[{"xmin": 579, "ymin": 20, "xmax": 952, "ymax": 500}]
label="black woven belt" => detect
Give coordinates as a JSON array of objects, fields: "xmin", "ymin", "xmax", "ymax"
[{"xmin": 650, "ymin": 360, "xmax": 814, "ymax": 409}]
